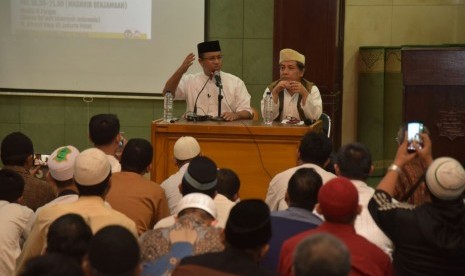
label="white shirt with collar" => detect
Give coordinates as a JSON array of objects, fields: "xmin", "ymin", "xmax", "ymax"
[
  {"xmin": 175, "ymin": 71, "xmax": 252, "ymax": 117},
  {"xmin": 351, "ymin": 179, "xmax": 393, "ymax": 257},
  {"xmin": 265, "ymin": 163, "xmax": 336, "ymax": 211},
  {"xmin": 0, "ymin": 201, "xmax": 33, "ymax": 276},
  {"xmin": 107, "ymin": 154, "xmax": 121, "ymax": 173},
  {"xmin": 261, "ymin": 86, "xmax": 322, "ymax": 121},
  {"xmin": 160, "ymin": 163, "xmax": 188, "ymax": 215}
]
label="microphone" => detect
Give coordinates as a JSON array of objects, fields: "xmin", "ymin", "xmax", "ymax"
[
  {"xmin": 214, "ymin": 70, "xmax": 222, "ymax": 89},
  {"xmin": 193, "ymin": 73, "xmax": 212, "ymax": 115}
]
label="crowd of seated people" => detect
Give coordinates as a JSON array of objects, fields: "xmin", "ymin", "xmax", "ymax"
[{"xmin": 2, "ymin": 112, "xmax": 465, "ymax": 276}]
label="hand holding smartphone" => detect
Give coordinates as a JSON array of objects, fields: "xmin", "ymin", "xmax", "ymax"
[
  {"xmin": 33, "ymin": 154, "xmax": 50, "ymax": 166},
  {"xmin": 407, "ymin": 122, "xmax": 424, "ymax": 153},
  {"xmin": 33, "ymin": 154, "xmax": 50, "ymax": 179}
]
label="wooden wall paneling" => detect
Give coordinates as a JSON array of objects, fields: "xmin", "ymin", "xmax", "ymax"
[
  {"xmin": 273, "ymin": 0, "xmax": 344, "ymax": 147},
  {"xmin": 402, "ymin": 48, "xmax": 465, "ymax": 163}
]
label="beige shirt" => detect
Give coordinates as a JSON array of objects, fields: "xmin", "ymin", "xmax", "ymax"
[{"xmin": 16, "ymin": 196, "xmax": 137, "ymax": 272}]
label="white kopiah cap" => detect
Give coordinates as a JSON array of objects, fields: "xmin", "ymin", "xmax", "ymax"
[
  {"xmin": 74, "ymin": 148, "xmax": 111, "ymax": 186},
  {"xmin": 48, "ymin": 145, "xmax": 80, "ymax": 181},
  {"xmin": 174, "ymin": 136, "xmax": 200, "ymax": 161},
  {"xmin": 426, "ymin": 157, "xmax": 465, "ymax": 200},
  {"xmin": 176, "ymin": 193, "xmax": 217, "ymax": 219}
]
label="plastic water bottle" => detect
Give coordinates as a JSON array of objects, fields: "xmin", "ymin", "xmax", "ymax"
[
  {"xmin": 264, "ymin": 91, "xmax": 273, "ymax": 125},
  {"xmin": 163, "ymin": 91, "xmax": 173, "ymax": 122}
]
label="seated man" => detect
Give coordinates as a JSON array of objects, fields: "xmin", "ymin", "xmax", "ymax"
[
  {"xmin": 1, "ymin": 132, "xmax": 55, "ymax": 211},
  {"xmin": 293, "ymin": 233, "xmax": 350, "ymax": 276},
  {"xmin": 279, "ymin": 177, "xmax": 392, "ymax": 276},
  {"xmin": 266, "ymin": 131, "xmax": 335, "ymax": 211},
  {"xmin": 83, "ymin": 225, "xmax": 141, "ymax": 276},
  {"xmin": 215, "ymin": 168, "xmax": 240, "ymax": 223},
  {"xmin": 163, "ymin": 40, "xmax": 252, "ymax": 121},
  {"xmin": 334, "ymin": 142, "xmax": 393, "ymax": 256},
  {"xmin": 173, "ymin": 199, "xmax": 275, "ymax": 276},
  {"xmin": 0, "ymin": 169, "xmax": 33, "ymax": 276},
  {"xmin": 261, "ymin": 168, "xmax": 323, "ymax": 272},
  {"xmin": 154, "ymin": 156, "xmax": 232, "ymax": 229},
  {"xmin": 25, "ymin": 145, "xmax": 80, "ymax": 236},
  {"xmin": 45, "ymin": 213, "xmax": 92, "ymax": 264},
  {"xmin": 88, "ymin": 114, "xmax": 124, "ymax": 173},
  {"xmin": 369, "ymin": 133, "xmax": 465, "ymax": 275},
  {"xmin": 140, "ymin": 193, "xmax": 223, "ymax": 275},
  {"xmin": 17, "ymin": 148, "xmax": 137, "ymax": 272},
  {"xmin": 217, "ymin": 168, "xmax": 241, "ymax": 202},
  {"xmin": 106, "ymin": 138, "xmax": 170, "ymax": 235},
  {"xmin": 261, "ymin": 48, "xmax": 322, "ymax": 122},
  {"xmin": 160, "ymin": 136, "xmax": 201, "ymax": 214}
]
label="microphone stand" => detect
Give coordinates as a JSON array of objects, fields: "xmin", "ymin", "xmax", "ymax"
[
  {"xmin": 187, "ymin": 74, "xmax": 211, "ymax": 121},
  {"xmin": 211, "ymin": 73, "xmax": 225, "ymax": 121}
]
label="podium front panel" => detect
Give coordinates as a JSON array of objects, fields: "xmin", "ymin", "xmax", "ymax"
[{"xmin": 151, "ymin": 120, "xmax": 321, "ymax": 200}]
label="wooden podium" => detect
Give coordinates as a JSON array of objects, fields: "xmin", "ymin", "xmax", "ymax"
[{"xmin": 151, "ymin": 119, "xmax": 321, "ymax": 200}]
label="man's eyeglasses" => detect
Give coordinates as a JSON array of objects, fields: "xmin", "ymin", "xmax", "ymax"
[{"xmin": 202, "ymin": 55, "xmax": 223, "ymax": 61}]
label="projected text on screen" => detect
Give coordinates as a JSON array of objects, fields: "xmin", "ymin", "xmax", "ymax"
[{"xmin": 12, "ymin": 0, "xmax": 151, "ymax": 39}]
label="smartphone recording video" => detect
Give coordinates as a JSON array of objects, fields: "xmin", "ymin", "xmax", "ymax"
[
  {"xmin": 33, "ymin": 154, "xmax": 50, "ymax": 180},
  {"xmin": 407, "ymin": 122, "xmax": 424, "ymax": 153},
  {"xmin": 33, "ymin": 154, "xmax": 50, "ymax": 167}
]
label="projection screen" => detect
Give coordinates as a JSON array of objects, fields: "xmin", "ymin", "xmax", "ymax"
[{"xmin": 0, "ymin": 0, "xmax": 205, "ymax": 96}]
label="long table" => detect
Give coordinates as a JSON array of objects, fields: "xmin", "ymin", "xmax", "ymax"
[{"xmin": 150, "ymin": 119, "xmax": 321, "ymax": 199}]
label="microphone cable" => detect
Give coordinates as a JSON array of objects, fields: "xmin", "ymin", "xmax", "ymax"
[
  {"xmin": 193, "ymin": 73, "xmax": 212, "ymax": 115},
  {"xmin": 237, "ymin": 120, "xmax": 273, "ymax": 180}
]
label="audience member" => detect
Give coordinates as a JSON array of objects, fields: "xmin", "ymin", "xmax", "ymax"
[
  {"xmin": 293, "ymin": 233, "xmax": 350, "ymax": 276},
  {"xmin": 393, "ymin": 125, "xmax": 430, "ymax": 205},
  {"xmin": 155, "ymin": 156, "xmax": 232, "ymax": 229},
  {"xmin": 279, "ymin": 177, "xmax": 392, "ymax": 276},
  {"xmin": 261, "ymin": 168, "xmax": 323, "ymax": 271},
  {"xmin": 19, "ymin": 253, "xmax": 84, "ymax": 276},
  {"xmin": 369, "ymin": 133, "xmax": 465, "ymax": 275},
  {"xmin": 163, "ymin": 40, "xmax": 252, "ymax": 121},
  {"xmin": 261, "ymin": 48, "xmax": 322, "ymax": 122},
  {"xmin": 334, "ymin": 142, "xmax": 393, "ymax": 255},
  {"xmin": 106, "ymin": 138, "xmax": 170, "ymax": 235},
  {"xmin": 140, "ymin": 193, "xmax": 223, "ymax": 275},
  {"xmin": 213, "ymin": 168, "xmax": 239, "ymax": 225},
  {"xmin": 217, "ymin": 168, "xmax": 241, "ymax": 202},
  {"xmin": 83, "ymin": 225, "xmax": 141, "ymax": 276},
  {"xmin": 25, "ymin": 145, "xmax": 80, "ymax": 235},
  {"xmin": 88, "ymin": 113, "xmax": 123, "ymax": 172},
  {"xmin": 272, "ymin": 168, "xmax": 323, "ymax": 224},
  {"xmin": 266, "ymin": 131, "xmax": 335, "ymax": 211},
  {"xmin": 0, "ymin": 169, "xmax": 33, "ymax": 276},
  {"xmin": 160, "ymin": 136, "xmax": 201, "ymax": 214},
  {"xmin": 45, "ymin": 213, "xmax": 92, "ymax": 264},
  {"xmin": 17, "ymin": 148, "xmax": 137, "ymax": 271},
  {"xmin": 1, "ymin": 131, "xmax": 56, "ymax": 211},
  {"xmin": 174, "ymin": 199, "xmax": 275, "ymax": 276}
]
